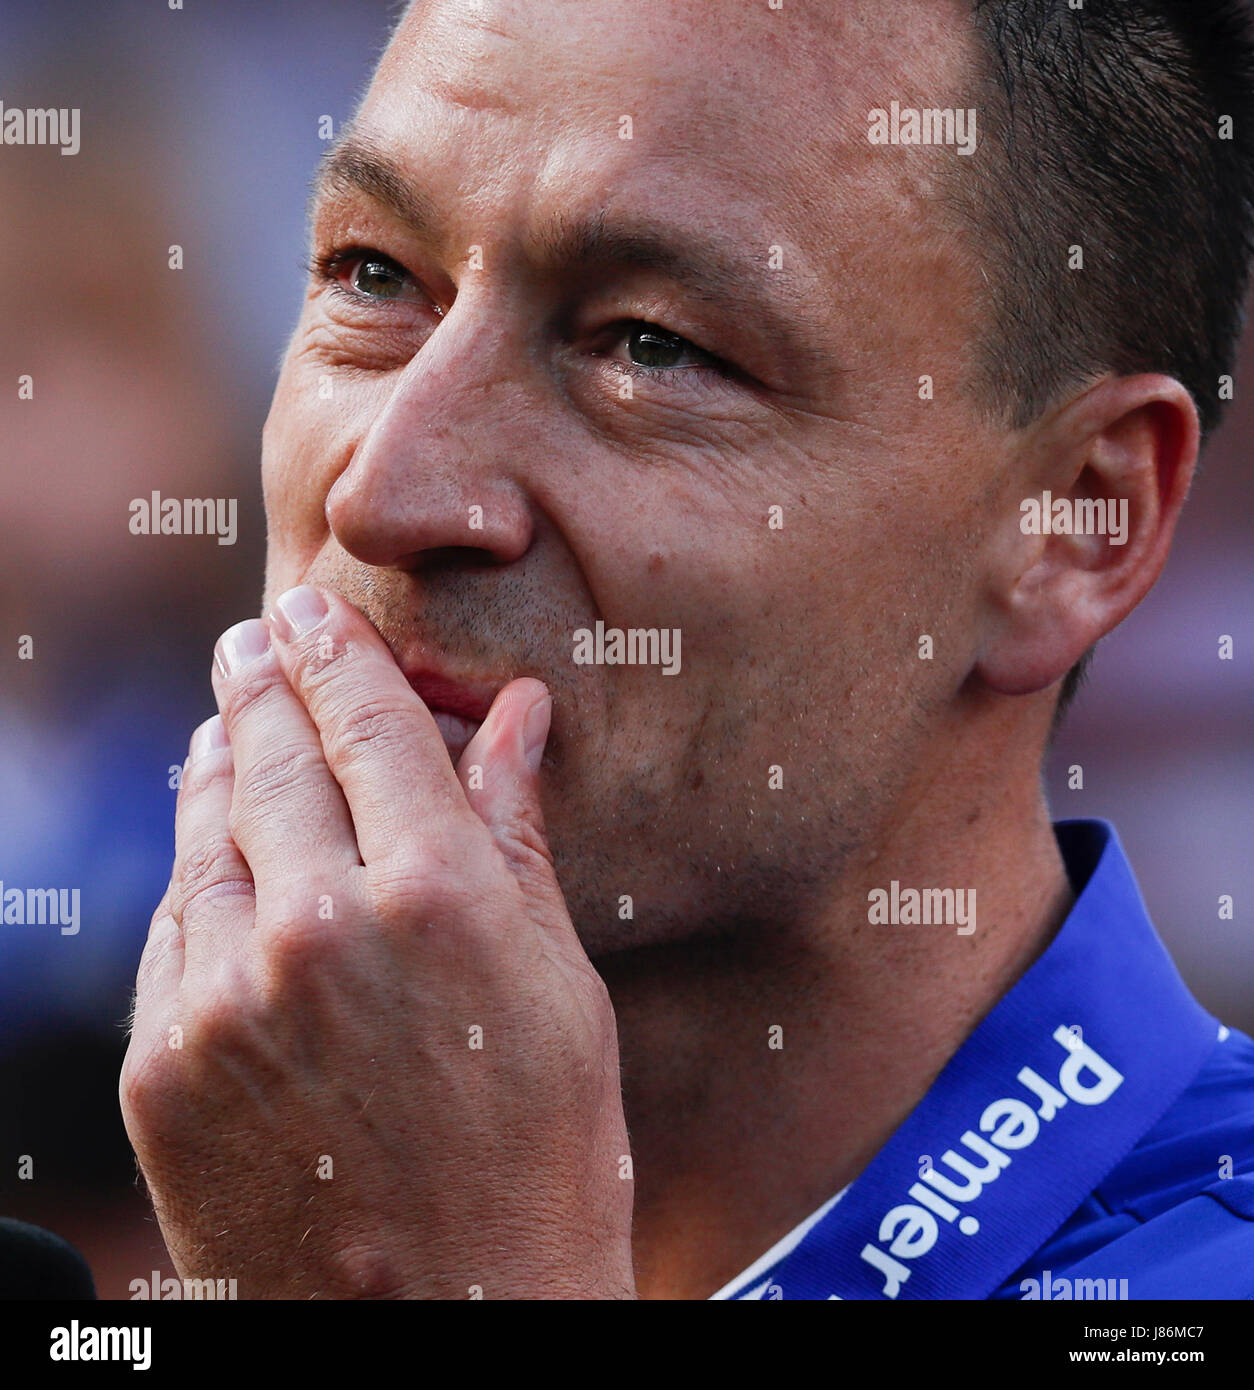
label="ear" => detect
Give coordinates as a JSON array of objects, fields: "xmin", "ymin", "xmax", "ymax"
[{"xmin": 976, "ymin": 374, "xmax": 1199, "ymax": 697}]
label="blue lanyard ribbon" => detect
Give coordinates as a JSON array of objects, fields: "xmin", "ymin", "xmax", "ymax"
[{"xmin": 758, "ymin": 822, "xmax": 1218, "ymax": 1299}]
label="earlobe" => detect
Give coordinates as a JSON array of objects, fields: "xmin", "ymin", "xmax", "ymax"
[{"xmin": 975, "ymin": 375, "xmax": 1199, "ymax": 699}]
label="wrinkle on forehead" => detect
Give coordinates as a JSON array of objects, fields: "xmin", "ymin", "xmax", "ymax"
[
  {"xmin": 356, "ymin": 0, "xmax": 986, "ymax": 415},
  {"xmin": 364, "ymin": 0, "xmax": 980, "ymax": 258},
  {"xmin": 380, "ymin": 0, "xmax": 976, "ymax": 150}
]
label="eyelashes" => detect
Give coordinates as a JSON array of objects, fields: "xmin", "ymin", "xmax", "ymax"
[
  {"xmin": 602, "ymin": 357, "xmax": 724, "ymax": 390},
  {"xmin": 305, "ymin": 243, "xmax": 734, "ymax": 393},
  {"xmin": 307, "ymin": 247, "xmax": 430, "ymax": 309}
]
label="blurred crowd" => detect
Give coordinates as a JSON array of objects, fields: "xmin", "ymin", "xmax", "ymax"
[{"xmin": 0, "ymin": 0, "xmax": 393, "ymax": 1298}]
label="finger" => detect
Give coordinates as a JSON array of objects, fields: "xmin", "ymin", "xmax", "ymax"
[
  {"xmin": 121, "ymin": 887, "xmax": 188, "ymax": 1130},
  {"xmin": 211, "ymin": 618, "xmax": 362, "ymax": 918},
  {"xmin": 129, "ymin": 884, "xmax": 183, "ymax": 1047},
  {"xmin": 457, "ymin": 678, "xmax": 569, "ymax": 927},
  {"xmin": 265, "ymin": 585, "xmax": 480, "ymax": 869},
  {"xmin": 168, "ymin": 712, "xmax": 255, "ymax": 968}
]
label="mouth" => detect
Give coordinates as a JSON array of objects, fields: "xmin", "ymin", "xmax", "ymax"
[
  {"xmin": 402, "ymin": 669, "xmax": 499, "ymax": 763},
  {"xmin": 427, "ymin": 709, "xmax": 480, "ymax": 762}
]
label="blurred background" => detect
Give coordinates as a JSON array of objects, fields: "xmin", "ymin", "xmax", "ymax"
[
  {"xmin": 0, "ymin": 0, "xmax": 398, "ymax": 1298},
  {"xmin": 0, "ymin": 0, "xmax": 1250, "ymax": 1300}
]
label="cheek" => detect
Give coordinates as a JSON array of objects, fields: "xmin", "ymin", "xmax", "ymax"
[
  {"xmin": 260, "ymin": 365, "xmax": 359, "ymax": 592},
  {"xmin": 264, "ymin": 352, "xmax": 385, "ymax": 502}
]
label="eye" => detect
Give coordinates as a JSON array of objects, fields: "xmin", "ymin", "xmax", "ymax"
[
  {"xmin": 312, "ymin": 248, "xmax": 423, "ymax": 304},
  {"xmin": 613, "ymin": 323, "xmax": 717, "ymax": 372},
  {"xmin": 346, "ymin": 253, "xmax": 419, "ymax": 301}
]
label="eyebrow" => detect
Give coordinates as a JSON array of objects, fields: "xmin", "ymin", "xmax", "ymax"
[
  {"xmin": 311, "ymin": 127, "xmax": 438, "ymax": 237},
  {"xmin": 536, "ymin": 212, "xmax": 809, "ymax": 320},
  {"xmin": 311, "ymin": 130, "xmax": 818, "ymax": 362}
]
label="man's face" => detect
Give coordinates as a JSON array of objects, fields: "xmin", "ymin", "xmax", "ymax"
[{"xmin": 262, "ymin": 0, "xmax": 1006, "ymax": 956}]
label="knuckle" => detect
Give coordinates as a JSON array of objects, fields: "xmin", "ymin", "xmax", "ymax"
[
  {"xmin": 135, "ymin": 910, "xmax": 177, "ymax": 982},
  {"xmin": 230, "ymin": 741, "xmax": 326, "ymax": 826},
  {"xmin": 292, "ymin": 629, "xmax": 348, "ymax": 680},
  {"xmin": 171, "ymin": 833, "xmax": 253, "ymax": 921},
  {"xmin": 118, "ymin": 1050, "xmax": 158, "ymax": 1127},
  {"xmin": 119, "ymin": 1034, "xmax": 179, "ymax": 1131},
  {"xmin": 498, "ymin": 811, "xmax": 555, "ymax": 876},
  {"xmin": 321, "ymin": 694, "xmax": 417, "ymax": 770},
  {"xmin": 217, "ymin": 658, "xmax": 282, "ymax": 725},
  {"xmin": 260, "ymin": 903, "xmax": 340, "ymax": 975},
  {"xmin": 191, "ymin": 988, "xmax": 253, "ymax": 1054},
  {"xmin": 178, "ymin": 746, "xmax": 232, "ymax": 800},
  {"xmin": 254, "ymin": 873, "xmax": 362, "ymax": 983},
  {"xmin": 257, "ymin": 883, "xmax": 333, "ymax": 937},
  {"xmin": 547, "ymin": 951, "xmax": 618, "ymax": 1044},
  {"xmin": 122, "ymin": 964, "xmax": 262, "ymax": 1133},
  {"xmin": 366, "ymin": 851, "xmax": 465, "ymax": 926},
  {"xmin": 580, "ymin": 974, "xmax": 618, "ymax": 1038},
  {"xmin": 180, "ymin": 960, "xmax": 261, "ymax": 1059}
]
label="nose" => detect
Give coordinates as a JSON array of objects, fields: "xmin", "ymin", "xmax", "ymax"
[{"xmin": 325, "ymin": 299, "xmax": 536, "ymax": 571}]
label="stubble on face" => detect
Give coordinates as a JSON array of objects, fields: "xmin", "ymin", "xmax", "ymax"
[{"xmin": 263, "ymin": 0, "xmax": 995, "ymax": 961}]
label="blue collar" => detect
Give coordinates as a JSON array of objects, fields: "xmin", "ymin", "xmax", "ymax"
[{"xmin": 726, "ymin": 820, "xmax": 1218, "ymax": 1300}]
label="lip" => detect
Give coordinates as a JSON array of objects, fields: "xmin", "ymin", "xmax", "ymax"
[
  {"xmin": 402, "ymin": 669, "xmax": 499, "ymax": 724},
  {"xmin": 398, "ymin": 665, "xmax": 507, "ymax": 761}
]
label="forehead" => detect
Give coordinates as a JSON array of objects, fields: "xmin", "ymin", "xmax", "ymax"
[{"xmin": 358, "ymin": 0, "xmax": 974, "ymax": 253}]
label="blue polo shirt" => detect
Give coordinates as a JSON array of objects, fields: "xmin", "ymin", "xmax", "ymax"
[{"xmin": 711, "ymin": 820, "xmax": 1254, "ymax": 1300}]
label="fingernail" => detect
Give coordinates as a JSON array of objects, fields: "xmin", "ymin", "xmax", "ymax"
[
  {"xmin": 272, "ymin": 585, "xmax": 329, "ymax": 640},
  {"xmin": 214, "ymin": 619, "xmax": 271, "ymax": 678},
  {"xmin": 188, "ymin": 714, "xmax": 228, "ymax": 763},
  {"xmin": 522, "ymin": 693, "xmax": 551, "ymax": 776}
]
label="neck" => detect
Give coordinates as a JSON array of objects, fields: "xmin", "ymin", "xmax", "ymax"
[{"xmin": 600, "ymin": 706, "xmax": 1073, "ymax": 1300}]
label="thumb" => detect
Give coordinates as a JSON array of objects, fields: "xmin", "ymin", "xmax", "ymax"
[{"xmin": 457, "ymin": 677, "xmax": 563, "ymax": 912}]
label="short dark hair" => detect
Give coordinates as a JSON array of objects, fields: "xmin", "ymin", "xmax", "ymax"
[
  {"xmin": 961, "ymin": 0, "xmax": 1254, "ymax": 436},
  {"xmin": 952, "ymin": 1, "xmax": 1254, "ymax": 721}
]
